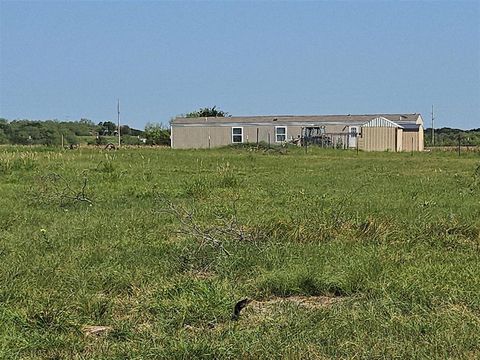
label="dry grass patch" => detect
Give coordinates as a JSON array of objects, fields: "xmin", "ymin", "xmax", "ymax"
[
  {"xmin": 247, "ymin": 295, "xmax": 344, "ymax": 314},
  {"xmin": 82, "ymin": 325, "xmax": 112, "ymax": 337},
  {"xmin": 187, "ymin": 269, "xmax": 216, "ymax": 280},
  {"xmin": 181, "ymin": 295, "xmax": 345, "ymax": 334}
]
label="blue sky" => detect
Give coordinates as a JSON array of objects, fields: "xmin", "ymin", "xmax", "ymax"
[{"xmin": 1, "ymin": 1, "xmax": 479, "ymax": 130}]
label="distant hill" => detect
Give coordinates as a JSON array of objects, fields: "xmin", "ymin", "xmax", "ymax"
[
  {"xmin": 0, "ymin": 118, "xmax": 144, "ymax": 146},
  {"xmin": 424, "ymin": 127, "xmax": 480, "ymax": 146}
]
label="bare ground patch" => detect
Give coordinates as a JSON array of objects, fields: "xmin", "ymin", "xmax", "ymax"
[
  {"xmin": 182, "ymin": 295, "xmax": 345, "ymax": 333},
  {"xmin": 249, "ymin": 295, "xmax": 343, "ymax": 311},
  {"xmin": 240, "ymin": 295, "xmax": 345, "ymax": 323}
]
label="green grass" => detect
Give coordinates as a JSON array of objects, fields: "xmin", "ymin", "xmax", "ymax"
[{"xmin": 0, "ymin": 145, "xmax": 479, "ymax": 359}]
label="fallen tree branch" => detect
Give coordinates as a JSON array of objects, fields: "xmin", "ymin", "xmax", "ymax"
[
  {"xmin": 37, "ymin": 172, "xmax": 93, "ymax": 207},
  {"xmin": 160, "ymin": 199, "xmax": 232, "ymax": 256},
  {"xmin": 158, "ymin": 195, "xmax": 256, "ymax": 257}
]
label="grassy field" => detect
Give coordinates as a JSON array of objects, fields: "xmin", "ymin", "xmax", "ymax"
[{"xmin": 0, "ymin": 145, "xmax": 479, "ymax": 359}]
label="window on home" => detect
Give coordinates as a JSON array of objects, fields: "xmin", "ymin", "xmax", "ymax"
[
  {"xmin": 232, "ymin": 127, "xmax": 243, "ymax": 143},
  {"xmin": 275, "ymin": 126, "xmax": 287, "ymax": 142}
]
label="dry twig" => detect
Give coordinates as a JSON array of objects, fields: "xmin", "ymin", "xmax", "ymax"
[
  {"xmin": 160, "ymin": 199, "xmax": 231, "ymax": 256},
  {"xmin": 158, "ymin": 196, "xmax": 252, "ymax": 256},
  {"xmin": 39, "ymin": 172, "xmax": 93, "ymax": 206}
]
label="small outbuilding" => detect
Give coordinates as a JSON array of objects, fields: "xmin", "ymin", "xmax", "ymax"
[{"xmin": 171, "ymin": 113, "xmax": 424, "ymax": 152}]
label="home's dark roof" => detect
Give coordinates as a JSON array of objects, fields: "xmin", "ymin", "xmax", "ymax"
[{"xmin": 172, "ymin": 114, "xmax": 421, "ymax": 126}]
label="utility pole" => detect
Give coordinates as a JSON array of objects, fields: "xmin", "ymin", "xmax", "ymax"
[
  {"xmin": 117, "ymin": 99, "xmax": 121, "ymax": 148},
  {"xmin": 431, "ymin": 104, "xmax": 435, "ymax": 146}
]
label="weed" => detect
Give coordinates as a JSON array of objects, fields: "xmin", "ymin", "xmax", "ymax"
[
  {"xmin": 182, "ymin": 177, "xmax": 212, "ymax": 199},
  {"xmin": 0, "ymin": 151, "xmax": 37, "ymax": 174},
  {"xmin": 216, "ymin": 162, "xmax": 240, "ymax": 188}
]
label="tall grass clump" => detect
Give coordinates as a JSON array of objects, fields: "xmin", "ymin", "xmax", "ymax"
[
  {"xmin": 0, "ymin": 151, "xmax": 38, "ymax": 174},
  {"xmin": 216, "ymin": 162, "xmax": 240, "ymax": 188}
]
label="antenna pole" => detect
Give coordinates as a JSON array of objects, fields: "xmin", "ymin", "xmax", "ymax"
[
  {"xmin": 431, "ymin": 104, "xmax": 435, "ymax": 146},
  {"xmin": 117, "ymin": 99, "xmax": 121, "ymax": 148}
]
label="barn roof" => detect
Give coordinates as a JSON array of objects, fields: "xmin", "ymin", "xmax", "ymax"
[
  {"xmin": 362, "ymin": 117, "xmax": 402, "ymax": 128},
  {"xmin": 172, "ymin": 113, "xmax": 422, "ymax": 127}
]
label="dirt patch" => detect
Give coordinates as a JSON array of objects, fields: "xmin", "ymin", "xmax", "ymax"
[
  {"xmin": 237, "ymin": 295, "xmax": 344, "ymax": 324},
  {"xmin": 182, "ymin": 295, "xmax": 344, "ymax": 334},
  {"xmin": 187, "ymin": 270, "xmax": 215, "ymax": 280},
  {"xmin": 249, "ymin": 295, "xmax": 342, "ymax": 312},
  {"xmin": 83, "ymin": 325, "xmax": 112, "ymax": 337}
]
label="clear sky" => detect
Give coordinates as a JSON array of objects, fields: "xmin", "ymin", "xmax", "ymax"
[{"xmin": 1, "ymin": 1, "xmax": 479, "ymax": 130}]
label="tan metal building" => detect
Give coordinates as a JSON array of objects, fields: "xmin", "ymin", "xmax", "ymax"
[{"xmin": 171, "ymin": 113, "xmax": 424, "ymax": 152}]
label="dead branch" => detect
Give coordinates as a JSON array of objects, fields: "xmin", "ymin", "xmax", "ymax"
[
  {"xmin": 160, "ymin": 199, "xmax": 231, "ymax": 256},
  {"xmin": 38, "ymin": 172, "xmax": 93, "ymax": 206},
  {"xmin": 158, "ymin": 196, "xmax": 255, "ymax": 257}
]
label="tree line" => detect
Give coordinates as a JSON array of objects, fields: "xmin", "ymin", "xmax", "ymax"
[
  {"xmin": 424, "ymin": 127, "xmax": 480, "ymax": 146},
  {"xmin": 0, "ymin": 118, "xmax": 171, "ymax": 146},
  {"xmin": 0, "ymin": 107, "xmax": 229, "ymax": 146}
]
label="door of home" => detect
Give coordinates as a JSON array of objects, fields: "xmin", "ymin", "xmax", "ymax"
[{"xmin": 348, "ymin": 126, "xmax": 359, "ymax": 148}]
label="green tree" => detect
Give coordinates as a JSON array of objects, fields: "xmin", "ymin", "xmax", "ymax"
[
  {"xmin": 42, "ymin": 127, "xmax": 61, "ymax": 146},
  {"xmin": 98, "ymin": 121, "xmax": 117, "ymax": 135},
  {"xmin": 0, "ymin": 128, "xmax": 8, "ymax": 144},
  {"xmin": 0, "ymin": 118, "xmax": 145, "ymax": 145},
  {"xmin": 425, "ymin": 127, "xmax": 480, "ymax": 146},
  {"xmin": 64, "ymin": 133, "xmax": 78, "ymax": 145},
  {"xmin": 0, "ymin": 119, "xmax": 9, "ymax": 144},
  {"xmin": 79, "ymin": 118, "xmax": 95, "ymax": 127},
  {"xmin": 120, "ymin": 125, "xmax": 131, "ymax": 135},
  {"xmin": 186, "ymin": 106, "xmax": 228, "ymax": 118},
  {"xmin": 144, "ymin": 123, "xmax": 170, "ymax": 145}
]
